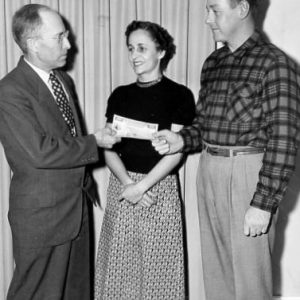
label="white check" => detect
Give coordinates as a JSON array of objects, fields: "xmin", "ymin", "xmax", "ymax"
[{"xmin": 112, "ymin": 114, "xmax": 158, "ymax": 140}]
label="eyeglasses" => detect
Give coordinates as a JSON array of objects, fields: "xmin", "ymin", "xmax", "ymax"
[
  {"xmin": 50, "ymin": 30, "xmax": 69, "ymax": 44},
  {"xmin": 37, "ymin": 30, "xmax": 69, "ymax": 44}
]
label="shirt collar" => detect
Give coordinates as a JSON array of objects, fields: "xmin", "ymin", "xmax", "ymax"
[
  {"xmin": 237, "ymin": 29, "xmax": 260, "ymax": 50},
  {"xmin": 23, "ymin": 58, "xmax": 51, "ymax": 86},
  {"xmin": 215, "ymin": 29, "xmax": 262, "ymax": 66},
  {"xmin": 230, "ymin": 29, "xmax": 262, "ymax": 58}
]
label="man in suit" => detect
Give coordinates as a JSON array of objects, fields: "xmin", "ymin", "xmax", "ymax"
[{"xmin": 0, "ymin": 4, "xmax": 120, "ymax": 300}]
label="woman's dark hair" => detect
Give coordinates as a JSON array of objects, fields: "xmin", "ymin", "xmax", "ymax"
[{"xmin": 125, "ymin": 20, "xmax": 176, "ymax": 72}]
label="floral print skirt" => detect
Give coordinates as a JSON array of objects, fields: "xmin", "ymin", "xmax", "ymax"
[{"xmin": 94, "ymin": 172, "xmax": 186, "ymax": 300}]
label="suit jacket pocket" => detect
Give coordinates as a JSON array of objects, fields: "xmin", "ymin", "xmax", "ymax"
[
  {"xmin": 8, "ymin": 206, "xmax": 54, "ymax": 248},
  {"xmin": 10, "ymin": 193, "xmax": 56, "ymax": 209}
]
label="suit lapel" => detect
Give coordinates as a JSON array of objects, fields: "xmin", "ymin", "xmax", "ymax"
[
  {"xmin": 17, "ymin": 58, "xmax": 70, "ymax": 134},
  {"xmin": 17, "ymin": 58, "xmax": 82, "ymax": 137}
]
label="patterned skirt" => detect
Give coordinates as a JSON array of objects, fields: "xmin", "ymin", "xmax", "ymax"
[{"xmin": 94, "ymin": 172, "xmax": 186, "ymax": 300}]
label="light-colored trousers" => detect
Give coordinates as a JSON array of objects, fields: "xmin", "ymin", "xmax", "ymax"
[{"xmin": 196, "ymin": 148, "xmax": 276, "ymax": 300}]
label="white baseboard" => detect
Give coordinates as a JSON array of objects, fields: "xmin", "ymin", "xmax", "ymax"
[{"xmin": 273, "ymin": 297, "xmax": 300, "ymax": 300}]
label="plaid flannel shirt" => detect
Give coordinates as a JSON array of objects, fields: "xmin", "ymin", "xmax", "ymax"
[{"xmin": 180, "ymin": 30, "xmax": 300, "ymax": 213}]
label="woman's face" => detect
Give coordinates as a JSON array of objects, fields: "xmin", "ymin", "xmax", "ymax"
[{"xmin": 127, "ymin": 29, "xmax": 165, "ymax": 81}]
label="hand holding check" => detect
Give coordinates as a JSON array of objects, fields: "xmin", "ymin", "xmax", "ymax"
[
  {"xmin": 94, "ymin": 127, "xmax": 121, "ymax": 148},
  {"xmin": 112, "ymin": 114, "xmax": 158, "ymax": 140},
  {"xmin": 152, "ymin": 130, "xmax": 184, "ymax": 155},
  {"xmin": 110, "ymin": 115, "xmax": 184, "ymax": 156}
]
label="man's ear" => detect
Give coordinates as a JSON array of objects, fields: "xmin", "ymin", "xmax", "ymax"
[
  {"xmin": 26, "ymin": 37, "xmax": 38, "ymax": 53},
  {"xmin": 239, "ymin": 0, "xmax": 250, "ymax": 19}
]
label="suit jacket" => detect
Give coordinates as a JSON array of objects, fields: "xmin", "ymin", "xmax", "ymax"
[{"xmin": 0, "ymin": 57, "xmax": 99, "ymax": 248}]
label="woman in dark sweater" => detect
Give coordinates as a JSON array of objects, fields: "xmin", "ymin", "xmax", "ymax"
[{"xmin": 95, "ymin": 20, "xmax": 195, "ymax": 300}]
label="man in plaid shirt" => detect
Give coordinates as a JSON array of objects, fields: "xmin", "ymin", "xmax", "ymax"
[{"xmin": 153, "ymin": 0, "xmax": 300, "ymax": 299}]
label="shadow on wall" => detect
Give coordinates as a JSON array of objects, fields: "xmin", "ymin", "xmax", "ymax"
[
  {"xmin": 254, "ymin": 0, "xmax": 300, "ymax": 296},
  {"xmin": 273, "ymin": 148, "xmax": 300, "ymax": 296},
  {"xmin": 254, "ymin": 0, "xmax": 270, "ymax": 32},
  {"xmin": 60, "ymin": 16, "xmax": 107, "ymax": 208},
  {"xmin": 273, "ymin": 60, "xmax": 300, "ymax": 296},
  {"xmin": 61, "ymin": 16, "xmax": 78, "ymax": 72}
]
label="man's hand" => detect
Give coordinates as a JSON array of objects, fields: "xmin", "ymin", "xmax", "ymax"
[
  {"xmin": 244, "ymin": 206, "xmax": 272, "ymax": 237},
  {"xmin": 152, "ymin": 130, "xmax": 184, "ymax": 155},
  {"xmin": 94, "ymin": 127, "xmax": 121, "ymax": 148}
]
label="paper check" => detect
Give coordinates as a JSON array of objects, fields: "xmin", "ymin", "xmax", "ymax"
[{"xmin": 112, "ymin": 114, "xmax": 158, "ymax": 140}]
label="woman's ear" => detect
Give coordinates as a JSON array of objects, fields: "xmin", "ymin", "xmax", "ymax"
[{"xmin": 159, "ymin": 50, "xmax": 166, "ymax": 60}]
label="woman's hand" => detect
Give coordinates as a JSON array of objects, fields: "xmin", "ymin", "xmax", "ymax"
[
  {"xmin": 119, "ymin": 182, "xmax": 145, "ymax": 204},
  {"xmin": 119, "ymin": 182, "xmax": 156, "ymax": 208},
  {"xmin": 136, "ymin": 190, "xmax": 156, "ymax": 208}
]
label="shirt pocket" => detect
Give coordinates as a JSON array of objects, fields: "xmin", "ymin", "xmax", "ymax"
[{"xmin": 226, "ymin": 82, "xmax": 262, "ymax": 122}]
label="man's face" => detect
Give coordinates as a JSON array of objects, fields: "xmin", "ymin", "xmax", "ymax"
[
  {"xmin": 32, "ymin": 10, "xmax": 71, "ymax": 72},
  {"xmin": 206, "ymin": 0, "xmax": 241, "ymax": 45}
]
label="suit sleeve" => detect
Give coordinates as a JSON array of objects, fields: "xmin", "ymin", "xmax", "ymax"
[{"xmin": 0, "ymin": 84, "xmax": 99, "ymax": 170}]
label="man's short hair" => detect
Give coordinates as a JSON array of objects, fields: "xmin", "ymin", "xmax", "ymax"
[
  {"xmin": 230, "ymin": 0, "xmax": 258, "ymax": 13},
  {"xmin": 12, "ymin": 4, "xmax": 52, "ymax": 54}
]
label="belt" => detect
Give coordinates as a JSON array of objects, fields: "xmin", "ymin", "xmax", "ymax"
[{"xmin": 203, "ymin": 143, "xmax": 265, "ymax": 157}]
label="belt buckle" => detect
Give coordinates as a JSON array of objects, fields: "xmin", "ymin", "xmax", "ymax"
[
  {"xmin": 209, "ymin": 147, "xmax": 237, "ymax": 157},
  {"xmin": 208, "ymin": 147, "xmax": 231, "ymax": 157},
  {"xmin": 208, "ymin": 147, "xmax": 220, "ymax": 155}
]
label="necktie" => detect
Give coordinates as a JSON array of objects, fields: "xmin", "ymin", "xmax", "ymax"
[{"xmin": 49, "ymin": 73, "xmax": 77, "ymax": 137}]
